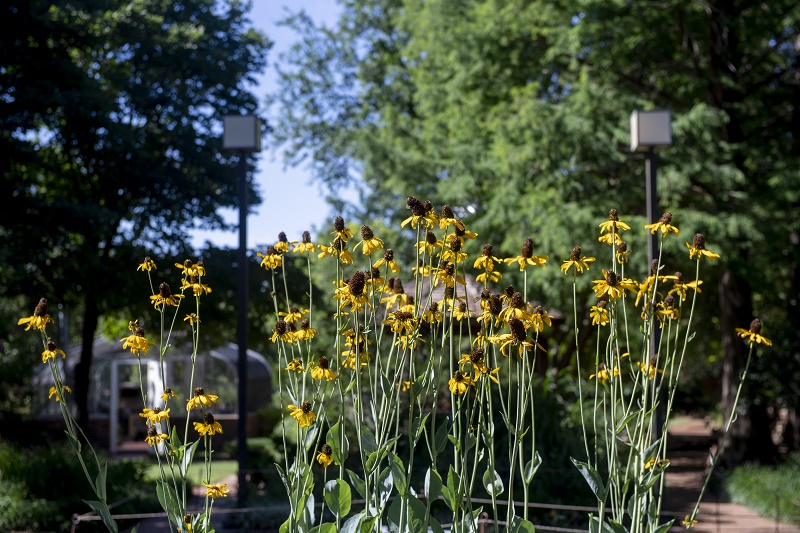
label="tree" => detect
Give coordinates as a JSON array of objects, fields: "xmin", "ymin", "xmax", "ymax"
[
  {"xmin": 272, "ymin": 0, "xmax": 800, "ymax": 460},
  {"xmin": 0, "ymin": 0, "xmax": 271, "ymax": 427}
]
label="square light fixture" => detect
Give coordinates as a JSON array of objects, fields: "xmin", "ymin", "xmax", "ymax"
[
  {"xmin": 223, "ymin": 115, "xmax": 261, "ymax": 152},
  {"xmin": 630, "ymin": 109, "xmax": 672, "ymax": 152}
]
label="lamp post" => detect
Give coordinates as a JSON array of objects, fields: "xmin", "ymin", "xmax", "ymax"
[
  {"xmin": 630, "ymin": 109, "xmax": 672, "ymax": 493},
  {"xmin": 223, "ymin": 114, "xmax": 261, "ymax": 506}
]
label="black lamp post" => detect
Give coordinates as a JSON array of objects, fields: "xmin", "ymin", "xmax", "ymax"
[{"xmin": 223, "ymin": 114, "xmax": 261, "ymax": 506}]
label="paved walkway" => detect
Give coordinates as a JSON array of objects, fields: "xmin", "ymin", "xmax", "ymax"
[{"xmin": 662, "ymin": 417, "xmax": 800, "ymax": 533}]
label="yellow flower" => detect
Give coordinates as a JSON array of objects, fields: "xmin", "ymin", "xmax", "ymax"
[
  {"xmin": 334, "ymin": 272, "xmax": 372, "ymax": 314},
  {"xmin": 194, "ymin": 413, "xmax": 223, "ymax": 436},
  {"xmin": 488, "ymin": 318, "xmax": 545, "ymax": 358},
  {"xmin": 644, "ymin": 458, "xmax": 670, "ymax": 470},
  {"xmin": 288, "ymin": 401, "xmax": 316, "ymax": 428},
  {"xmin": 656, "ymin": 295, "xmax": 680, "ymax": 325},
  {"xmin": 120, "ymin": 323, "xmax": 156, "ymax": 356},
  {"xmin": 41, "ymin": 341, "xmax": 66, "ymax": 363},
  {"xmin": 373, "ymin": 248, "xmax": 400, "ymax": 273},
  {"xmin": 441, "ymin": 235, "xmax": 468, "ymax": 263},
  {"xmin": 317, "ymin": 444, "xmax": 334, "ymax": 467},
  {"xmin": 598, "ymin": 209, "xmax": 631, "ymax": 234},
  {"xmin": 174, "ymin": 260, "xmax": 206, "ymax": 278},
  {"xmin": 448, "ymin": 370, "xmax": 475, "ymax": 395},
  {"xmin": 294, "ymin": 320, "xmax": 317, "ymax": 341},
  {"xmin": 416, "ymin": 230, "xmax": 442, "ymax": 257},
  {"xmin": 637, "ymin": 358, "xmax": 664, "ymax": 380},
  {"xmin": 150, "ymin": 282, "xmax": 184, "ymax": 308},
  {"xmin": 180, "ymin": 277, "xmax": 212, "ymax": 296},
  {"xmin": 18, "ymin": 298, "xmax": 53, "ymax": 331},
  {"xmin": 735, "ymin": 318, "xmax": 772, "ymax": 346},
  {"xmin": 395, "ymin": 333, "xmax": 425, "ymax": 350},
  {"xmin": 48, "ymin": 385, "xmax": 72, "ymax": 402},
  {"xmin": 330, "ymin": 216, "xmax": 354, "ymax": 242},
  {"xmin": 498, "ymin": 292, "xmax": 531, "ymax": 325},
  {"xmin": 592, "ymin": 269, "xmax": 637, "ymax": 300},
  {"xmin": 140, "ymin": 407, "xmax": 170, "ymax": 426},
  {"xmin": 353, "ymin": 225, "xmax": 384, "ymax": 255},
  {"xmin": 504, "ymin": 237, "xmax": 548, "ymax": 271},
  {"xmin": 453, "ymin": 302, "xmax": 472, "ymax": 321},
  {"xmin": 401, "ymin": 196, "xmax": 438, "ymax": 229},
  {"xmin": 285, "ymin": 359, "xmax": 305, "ymax": 373},
  {"xmin": 590, "ymin": 302, "xmax": 609, "ymax": 326},
  {"xmin": 421, "ymin": 303, "xmax": 443, "ymax": 324},
  {"xmin": 686, "ymin": 233, "xmax": 720, "ymax": 261},
  {"xmin": 318, "ymin": 239, "xmax": 353, "ymax": 264},
  {"xmin": 644, "ymin": 211, "xmax": 679, "ymax": 237},
  {"xmin": 681, "ymin": 515, "xmax": 698, "ymax": 528},
  {"xmin": 438, "ymin": 205, "xmax": 465, "ymax": 231},
  {"xmin": 380, "ymin": 279, "xmax": 409, "ymax": 310},
  {"xmin": 161, "ymin": 388, "xmax": 177, "ymax": 402},
  {"xmin": 204, "ymin": 483, "xmax": 230, "ymax": 499},
  {"xmin": 293, "ymin": 231, "xmax": 317, "ymax": 254},
  {"xmin": 186, "ymin": 387, "xmax": 219, "ymax": 410},
  {"xmin": 589, "ymin": 363, "xmax": 619, "ymax": 384},
  {"xmin": 433, "ymin": 260, "xmax": 466, "ymax": 288},
  {"xmin": 184, "ymin": 313, "xmax": 200, "ymax": 326},
  {"xmin": 526, "ymin": 305, "xmax": 553, "ymax": 333},
  {"xmin": 615, "ymin": 241, "xmax": 631, "ymax": 264},
  {"xmin": 137, "ymin": 256, "xmax": 157, "ymax": 272},
  {"xmin": 560, "ymin": 246, "xmax": 596, "ymax": 275},
  {"xmin": 341, "ymin": 349, "xmax": 370, "ymax": 370},
  {"xmin": 668, "ymin": 272, "xmax": 702, "ymax": 302},
  {"xmin": 257, "ymin": 245, "xmax": 283, "ymax": 270},
  {"xmin": 384, "ymin": 311, "xmax": 417, "ymax": 334},
  {"xmin": 309, "ymin": 356, "xmax": 337, "ymax": 381},
  {"xmin": 279, "ymin": 307, "xmax": 309, "ymax": 324},
  {"xmin": 145, "ymin": 426, "xmax": 169, "ymax": 446},
  {"xmin": 274, "ymin": 231, "xmax": 296, "ymax": 253}
]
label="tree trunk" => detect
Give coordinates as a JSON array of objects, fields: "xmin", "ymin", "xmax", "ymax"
[{"xmin": 75, "ymin": 289, "xmax": 99, "ymax": 429}]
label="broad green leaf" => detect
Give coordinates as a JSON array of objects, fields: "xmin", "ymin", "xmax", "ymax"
[
  {"xmin": 347, "ymin": 469, "xmax": 366, "ymax": 499},
  {"xmin": 608, "ymin": 519, "xmax": 628, "ymax": 533},
  {"xmin": 523, "ymin": 451, "xmax": 542, "ymax": 484},
  {"xmin": 424, "ymin": 467, "xmax": 442, "ymax": 503},
  {"xmin": 429, "ymin": 516, "xmax": 445, "ymax": 533},
  {"xmin": 360, "ymin": 424, "xmax": 378, "ymax": 455},
  {"xmin": 651, "ymin": 519, "xmax": 675, "ymax": 533},
  {"xmin": 305, "ymin": 425, "xmax": 319, "ymax": 451},
  {"xmin": 435, "ymin": 422, "xmax": 449, "ymax": 453},
  {"xmin": 340, "ymin": 511, "xmax": 365, "ymax": 533},
  {"xmin": 508, "ymin": 515, "xmax": 536, "ymax": 533},
  {"xmin": 570, "ymin": 457, "xmax": 607, "ymax": 501},
  {"xmin": 181, "ymin": 440, "xmax": 200, "ymax": 477},
  {"xmin": 390, "ymin": 453, "xmax": 407, "ymax": 494},
  {"xmin": 482, "ymin": 468, "xmax": 504, "ymax": 497},
  {"xmin": 378, "ymin": 466, "xmax": 394, "ymax": 509},
  {"xmin": 589, "ymin": 515, "xmax": 616, "ymax": 533},
  {"xmin": 310, "ymin": 523, "xmax": 337, "ymax": 533},
  {"xmin": 323, "ymin": 478, "xmax": 352, "ymax": 517},
  {"xmin": 614, "ymin": 410, "xmax": 641, "ymax": 435}
]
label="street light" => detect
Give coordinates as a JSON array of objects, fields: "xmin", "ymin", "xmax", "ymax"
[
  {"xmin": 223, "ymin": 114, "xmax": 261, "ymax": 506},
  {"xmin": 631, "ymin": 109, "xmax": 671, "ymax": 489}
]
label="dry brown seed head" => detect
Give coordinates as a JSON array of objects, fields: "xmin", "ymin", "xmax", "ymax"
[
  {"xmin": 321, "ymin": 444, "xmax": 332, "ymax": 455},
  {"xmin": 664, "ymin": 294, "xmax": 676, "ymax": 308},
  {"xmin": 361, "ymin": 225, "xmax": 374, "ymax": 240},
  {"xmin": 383, "ymin": 248, "xmax": 394, "ymax": 261},
  {"xmin": 449, "ymin": 235, "xmax": 461, "ymax": 252},
  {"xmin": 608, "ymin": 209, "xmax": 619, "ymax": 221},
  {"xmin": 470, "ymin": 348, "xmax": 484, "ymax": 363},
  {"xmin": 442, "ymin": 205, "xmax": 454, "ymax": 219},
  {"xmin": 511, "ymin": 292, "xmax": 525, "ymax": 309},
  {"xmin": 618, "ymin": 241, "xmax": 627, "ymax": 253},
  {"xmin": 194, "ymin": 387, "xmax": 205, "ymax": 397},
  {"xmin": 278, "ymin": 231, "xmax": 288, "ymax": 243},
  {"xmin": 521, "ymin": 238, "xmax": 533, "ymax": 258},
  {"xmin": 34, "ymin": 298, "xmax": 48, "ymax": 317},
  {"xmin": 569, "ymin": 246, "xmax": 581, "ymax": 261},
  {"xmin": 482, "ymin": 244, "xmax": 493, "ymax": 257},
  {"xmin": 47, "ymin": 340, "xmax": 56, "ymax": 351},
  {"xmin": 489, "ymin": 295, "xmax": 502, "ymax": 316},
  {"xmin": 659, "ymin": 211, "xmax": 673, "ymax": 224},
  {"xmin": 749, "ymin": 318, "xmax": 762, "ymax": 334},
  {"xmin": 301, "ymin": 401, "xmax": 312, "ymax": 413},
  {"xmin": 349, "ymin": 271, "xmax": 366, "ymax": 296},
  {"xmin": 422, "ymin": 200, "xmax": 434, "ymax": 213},
  {"xmin": 319, "ymin": 356, "xmax": 329, "ymax": 369},
  {"xmin": 426, "ymin": 230, "xmax": 437, "ymax": 245},
  {"xmin": 274, "ymin": 320, "xmax": 288, "ymax": 335},
  {"xmin": 509, "ymin": 318, "xmax": 527, "ymax": 341},
  {"xmin": 606, "ymin": 271, "xmax": 618, "ymax": 286},
  {"xmin": 302, "ymin": 231, "xmax": 311, "ymax": 243},
  {"xmin": 692, "ymin": 233, "xmax": 706, "ymax": 250},
  {"xmin": 392, "ymin": 278, "xmax": 405, "ymax": 294},
  {"xmin": 650, "ymin": 259, "xmax": 660, "ymax": 276},
  {"xmin": 159, "ymin": 282, "xmax": 172, "ymax": 298},
  {"xmin": 333, "ymin": 216, "xmax": 345, "ymax": 232}
]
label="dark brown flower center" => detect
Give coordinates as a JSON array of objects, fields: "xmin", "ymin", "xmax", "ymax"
[
  {"xmin": 509, "ymin": 318, "xmax": 527, "ymax": 342},
  {"xmin": 692, "ymin": 233, "xmax": 706, "ymax": 250},
  {"xmin": 489, "ymin": 295, "xmax": 502, "ymax": 316},
  {"xmin": 334, "ymin": 216, "xmax": 345, "ymax": 232},
  {"xmin": 34, "ymin": 298, "xmax": 48, "ymax": 317},
  {"xmin": 349, "ymin": 271, "xmax": 366, "ymax": 296},
  {"xmin": 659, "ymin": 211, "xmax": 673, "ymax": 224},
  {"xmin": 159, "ymin": 282, "xmax": 172, "ymax": 298},
  {"xmin": 194, "ymin": 387, "xmax": 205, "ymax": 397},
  {"xmin": 426, "ymin": 230, "xmax": 437, "ymax": 245},
  {"xmin": 441, "ymin": 205, "xmax": 455, "ymax": 219},
  {"xmin": 301, "ymin": 401, "xmax": 312, "ymax": 413},
  {"xmin": 383, "ymin": 248, "xmax": 394, "ymax": 261},
  {"xmin": 278, "ymin": 231, "xmax": 288, "ymax": 243},
  {"xmin": 606, "ymin": 271, "xmax": 618, "ymax": 286},
  {"xmin": 392, "ymin": 278, "xmax": 405, "ymax": 295},
  {"xmin": 521, "ymin": 238, "xmax": 533, "ymax": 258},
  {"xmin": 47, "ymin": 340, "xmax": 56, "ymax": 351},
  {"xmin": 407, "ymin": 196, "xmax": 426, "ymax": 216},
  {"xmin": 302, "ymin": 231, "xmax": 311, "ymax": 243},
  {"xmin": 321, "ymin": 444, "xmax": 332, "ymax": 456},
  {"xmin": 470, "ymin": 348, "xmax": 484, "ymax": 364},
  {"xmin": 608, "ymin": 209, "xmax": 619, "ymax": 221},
  {"xmin": 449, "ymin": 235, "xmax": 462, "ymax": 253},
  {"xmin": 511, "ymin": 292, "xmax": 525, "ymax": 309},
  {"xmin": 361, "ymin": 225, "xmax": 374, "ymax": 240},
  {"xmin": 569, "ymin": 246, "xmax": 581, "ymax": 262},
  {"xmin": 274, "ymin": 320, "xmax": 288, "ymax": 335},
  {"xmin": 318, "ymin": 356, "xmax": 329, "ymax": 369},
  {"xmin": 482, "ymin": 244, "xmax": 493, "ymax": 257},
  {"xmin": 749, "ymin": 318, "xmax": 762, "ymax": 334}
]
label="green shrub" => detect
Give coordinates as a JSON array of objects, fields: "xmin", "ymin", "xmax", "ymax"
[{"xmin": 726, "ymin": 452, "xmax": 800, "ymax": 524}]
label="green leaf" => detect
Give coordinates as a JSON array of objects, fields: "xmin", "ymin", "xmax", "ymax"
[
  {"xmin": 359, "ymin": 517, "xmax": 377, "ymax": 533},
  {"xmin": 360, "ymin": 424, "xmax": 378, "ymax": 455},
  {"xmin": 424, "ymin": 467, "xmax": 442, "ymax": 503},
  {"xmin": 347, "ymin": 469, "xmax": 366, "ymax": 500},
  {"xmin": 65, "ymin": 431, "xmax": 81, "ymax": 453},
  {"xmin": 429, "ymin": 516, "xmax": 446, "ymax": 533},
  {"xmin": 377, "ymin": 466, "xmax": 394, "ymax": 509},
  {"xmin": 570, "ymin": 457, "xmax": 607, "ymax": 501},
  {"xmin": 305, "ymin": 425, "xmax": 319, "ymax": 452},
  {"xmin": 614, "ymin": 410, "xmax": 641, "ymax": 435},
  {"xmin": 390, "ymin": 452, "xmax": 407, "ymax": 494},
  {"xmin": 440, "ymin": 485, "xmax": 454, "ymax": 511},
  {"xmin": 482, "ymin": 468, "xmax": 504, "ymax": 497},
  {"xmin": 651, "ymin": 519, "xmax": 675, "ymax": 533},
  {"xmin": 327, "ymin": 420, "xmax": 349, "ymax": 464},
  {"xmin": 95, "ymin": 463, "xmax": 108, "ymax": 500},
  {"xmin": 608, "ymin": 519, "xmax": 628, "ymax": 533},
  {"xmin": 275, "ymin": 463, "xmax": 290, "ymax": 495},
  {"xmin": 589, "ymin": 515, "xmax": 616, "ymax": 533},
  {"xmin": 84, "ymin": 500, "xmax": 118, "ymax": 533},
  {"xmin": 181, "ymin": 440, "xmax": 200, "ymax": 478},
  {"xmin": 155, "ymin": 480, "xmax": 181, "ymax": 523},
  {"xmin": 435, "ymin": 421, "xmax": 449, "ymax": 453},
  {"xmin": 279, "ymin": 517, "xmax": 290, "ymax": 533},
  {"xmin": 411, "ymin": 413, "xmax": 429, "ymax": 446},
  {"xmin": 523, "ymin": 451, "xmax": 542, "ymax": 484},
  {"xmin": 340, "ymin": 511, "xmax": 365, "ymax": 533},
  {"xmin": 323, "ymin": 478, "xmax": 352, "ymax": 517},
  {"xmin": 310, "ymin": 524, "xmax": 337, "ymax": 533},
  {"xmin": 507, "ymin": 515, "xmax": 535, "ymax": 533}
]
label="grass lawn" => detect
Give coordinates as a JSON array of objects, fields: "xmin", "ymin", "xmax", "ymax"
[
  {"xmin": 145, "ymin": 459, "xmax": 238, "ymax": 487},
  {"xmin": 726, "ymin": 452, "xmax": 800, "ymax": 524}
]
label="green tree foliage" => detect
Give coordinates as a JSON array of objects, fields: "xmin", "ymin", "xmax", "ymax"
[
  {"xmin": 272, "ymin": 0, "xmax": 800, "ymax": 460},
  {"xmin": 0, "ymin": 0, "xmax": 271, "ymax": 426}
]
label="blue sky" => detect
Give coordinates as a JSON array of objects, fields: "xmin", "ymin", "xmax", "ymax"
[{"xmin": 191, "ymin": 1, "xmax": 354, "ymax": 250}]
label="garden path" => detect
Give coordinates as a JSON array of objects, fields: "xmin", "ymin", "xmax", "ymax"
[{"xmin": 663, "ymin": 417, "xmax": 800, "ymax": 533}]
